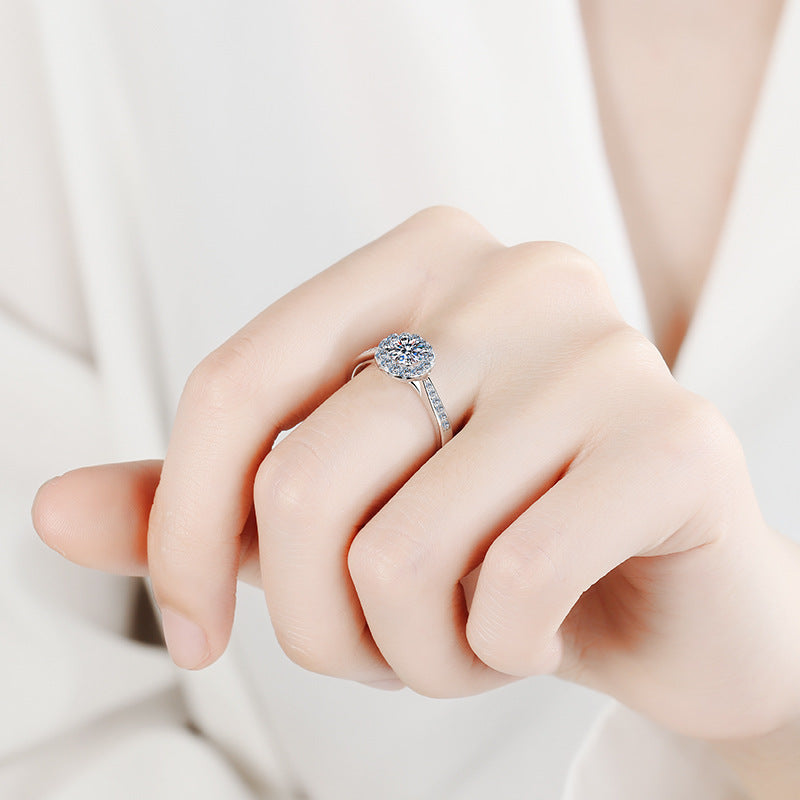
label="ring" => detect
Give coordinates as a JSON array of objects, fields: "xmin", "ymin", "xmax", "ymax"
[{"xmin": 350, "ymin": 332, "xmax": 453, "ymax": 448}]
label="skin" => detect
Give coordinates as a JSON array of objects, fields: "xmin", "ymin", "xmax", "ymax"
[
  {"xmin": 581, "ymin": 0, "xmax": 786, "ymax": 368},
  {"xmin": 32, "ymin": 207, "xmax": 800, "ymax": 729},
  {"xmin": 30, "ymin": 0, "xmax": 800, "ymax": 796}
]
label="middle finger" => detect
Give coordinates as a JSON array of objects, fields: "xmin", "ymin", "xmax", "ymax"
[{"xmin": 347, "ymin": 378, "xmax": 593, "ymax": 697}]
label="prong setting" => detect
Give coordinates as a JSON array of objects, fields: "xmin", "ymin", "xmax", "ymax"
[
  {"xmin": 374, "ymin": 332, "xmax": 435, "ymax": 380},
  {"xmin": 353, "ymin": 331, "xmax": 452, "ymax": 447}
]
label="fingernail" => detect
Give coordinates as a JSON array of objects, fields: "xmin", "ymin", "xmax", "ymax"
[
  {"xmin": 160, "ymin": 607, "xmax": 210, "ymax": 669},
  {"xmin": 363, "ymin": 678, "xmax": 405, "ymax": 691}
]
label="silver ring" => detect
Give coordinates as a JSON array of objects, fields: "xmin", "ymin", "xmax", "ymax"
[{"xmin": 350, "ymin": 332, "xmax": 453, "ymax": 448}]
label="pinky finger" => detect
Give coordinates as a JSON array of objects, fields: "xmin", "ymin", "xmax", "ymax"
[{"xmin": 465, "ymin": 440, "xmax": 702, "ymax": 678}]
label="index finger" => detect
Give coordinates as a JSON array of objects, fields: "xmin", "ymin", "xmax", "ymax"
[{"xmin": 149, "ymin": 206, "xmax": 499, "ymax": 669}]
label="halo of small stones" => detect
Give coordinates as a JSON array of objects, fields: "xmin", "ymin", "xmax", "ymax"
[{"xmin": 374, "ymin": 332, "xmax": 435, "ymax": 380}]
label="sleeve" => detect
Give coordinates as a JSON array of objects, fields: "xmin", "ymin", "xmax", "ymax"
[
  {"xmin": 0, "ymin": 3, "xmax": 274, "ymax": 797},
  {"xmin": 562, "ymin": 700, "xmax": 752, "ymax": 800}
]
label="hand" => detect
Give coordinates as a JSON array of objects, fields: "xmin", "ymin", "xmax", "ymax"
[
  {"xmin": 32, "ymin": 205, "xmax": 800, "ymax": 741},
  {"xmin": 707, "ymin": 714, "xmax": 800, "ymax": 800}
]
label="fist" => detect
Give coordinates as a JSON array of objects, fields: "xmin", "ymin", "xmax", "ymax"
[{"xmin": 33, "ymin": 206, "xmax": 800, "ymax": 741}]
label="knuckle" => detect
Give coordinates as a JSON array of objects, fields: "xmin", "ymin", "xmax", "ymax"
[
  {"xmin": 151, "ymin": 514, "xmax": 208, "ymax": 569},
  {"xmin": 254, "ymin": 436, "xmax": 330, "ymax": 522},
  {"xmin": 149, "ymin": 501, "xmax": 189, "ymax": 563},
  {"xmin": 148, "ymin": 482, "xmax": 203, "ymax": 565},
  {"xmin": 481, "ymin": 534, "xmax": 560, "ymax": 598},
  {"xmin": 348, "ymin": 525, "xmax": 428, "ymax": 597},
  {"xmin": 510, "ymin": 240, "xmax": 604, "ymax": 286},
  {"xmin": 403, "ymin": 205, "xmax": 501, "ymax": 291},
  {"xmin": 557, "ymin": 327, "xmax": 675, "ymax": 431},
  {"xmin": 184, "ymin": 334, "xmax": 265, "ymax": 414},
  {"xmin": 465, "ymin": 604, "xmax": 508, "ymax": 667},
  {"xmin": 408, "ymin": 203, "xmax": 493, "ymax": 238},
  {"xmin": 482, "ymin": 241, "xmax": 613, "ymax": 318},
  {"xmin": 636, "ymin": 392, "xmax": 744, "ymax": 504},
  {"xmin": 405, "ymin": 680, "xmax": 458, "ymax": 700},
  {"xmin": 548, "ymin": 252, "xmax": 609, "ymax": 303},
  {"xmin": 669, "ymin": 395, "xmax": 743, "ymax": 474},
  {"xmin": 588, "ymin": 325, "xmax": 672, "ymax": 382},
  {"xmin": 149, "ymin": 496, "xmax": 225, "ymax": 576},
  {"xmin": 467, "ymin": 602, "xmax": 561, "ymax": 677},
  {"xmin": 272, "ymin": 624, "xmax": 334, "ymax": 675},
  {"xmin": 520, "ymin": 638, "xmax": 563, "ymax": 676}
]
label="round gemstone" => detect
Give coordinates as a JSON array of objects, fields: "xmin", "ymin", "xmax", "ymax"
[{"xmin": 374, "ymin": 332, "xmax": 435, "ymax": 380}]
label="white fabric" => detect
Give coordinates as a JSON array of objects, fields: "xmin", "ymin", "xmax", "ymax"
[{"xmin": 2, "ymin": 0, "xmax": 798, "ymax": 797}]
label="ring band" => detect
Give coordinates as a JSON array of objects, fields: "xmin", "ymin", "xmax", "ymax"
[{"xmin": 350, "ymin": 332, "xmax": 453, "ymax": 448}]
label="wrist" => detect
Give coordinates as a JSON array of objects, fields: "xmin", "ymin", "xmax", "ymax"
[
  {"xmin": 701, "ymin": 528, "xmax": 800, "ymax": 799},
  {"xmin": 704, "ymin": 715, "xmax": 800, "ymax": 800}
]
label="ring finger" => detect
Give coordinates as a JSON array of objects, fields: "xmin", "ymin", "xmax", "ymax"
[{"xmin": 253, "ymin": 325, "xmax": 483, "ymax": 684}]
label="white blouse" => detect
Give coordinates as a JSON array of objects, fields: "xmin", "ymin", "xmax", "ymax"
[{"xmin": 2, "ymin": 0, "xmax": 798, "ymax": 797}]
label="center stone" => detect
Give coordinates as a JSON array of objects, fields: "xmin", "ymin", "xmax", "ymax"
[{"xmin": 374, "ymin": 332, "xmax": 435, "ymax": 380}]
